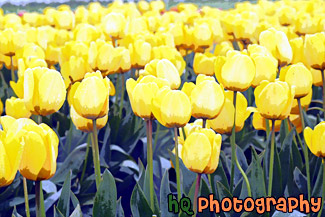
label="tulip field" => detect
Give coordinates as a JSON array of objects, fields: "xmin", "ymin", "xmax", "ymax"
[{"xmin": 2, "ymin": 0, "xmax": 325, "ymax": 217}]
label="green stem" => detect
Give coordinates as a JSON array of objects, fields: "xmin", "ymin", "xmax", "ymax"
[
  {"xmin": 153, "ymin": 123, "xmax": 160, "ymax": 151},
  {"xmin": 317, "ymin": 159, "xmax": 325, "ymax": 217},
  {"xmin": 268, "ymin": 119, "xmax": 276, "ymax": 196},
  {"xmin": 298, "ymin": 98, "xmax": 311, "ymax": 202},
  {"xmin": 35, "ymin": 181, "xmax": 45, "ymax": 217},
  {"xmin": 193, "ymin": 173, "xmax": 202, "ymax": 217},
  {"xmin": 10, "ymin": 55, "xmax": 15, "ymax": 82},
  {"xmin": 118, "ymin": 73, "xmax": 125, "ymax": 118},
  {"xmin": 91, "ymin": 119, "xmax": 101, "ymax": 189},
  {"xmin": 80, "ymin": 135, "xmax": 91, "ymax": 183},
  {"xmin": 235, "ymin": 153, "xmax": 251, "ymax": 197},
  {"xmin": 23, "ymin": 177, "xmax": 30, "ymax": 217},
  {"xmin": 321, "ymin": 69, "xmax": 325, "ymax": 119},
  {"xmin": 174, "ymin": 127, "xmax": 182, "ymax": 201},
  {"xmin": 230, "ymin": 91, "xmax": 237, "ymax": 193},
  {"xmin": 146, "ymin": 119, "xmax": 154, "ymax": 211}
]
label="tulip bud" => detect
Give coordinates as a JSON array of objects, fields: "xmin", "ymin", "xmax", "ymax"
[
  {"xmin": 61, "ymin": 56, "xmax": 89, "ymax": 83},
  {"xmin": 193, "ymin": 53, "xmax": 216, "ymax": 76},
  {"xmin": 72, "ymin": 71, "xmax": 110, "ymax": 120},
  {"xmin": 0, "ymin": 29, "xmax": 26, "ymax": 57},
  {"xmin": 190, "ymin": 75, "xmax": 225, "ymax": 119},
  {"xmin": 304, "ymin": 32, "xmax": 325, "ymax": 70},
  {"xmin": 70, "ymin": 105, "xmax": 108, "ymax": 133},
  {"xmin": 279, "ymin": 63, "xmax": 312, "ymax": 98},
  {"xmin": 252, "ymin": 111, "xmax": 281, "ymax": 132},
  {"xmin": 5, "ymin": 97, "xmax": 31, "ymax": 118},
  {"xmin": 129, "ymin": 39, "xmax": 151, "ymax": 69},
  {"xmin": 152, "ymin": 87, "xmax": 191, "ymax": 128},
  {"xmin": 255, "ymin": 80, "xmax": 295, "ymax": 120},
  {"xmin": 103, "ymin": 12, "xmax": 126, "ymax": 39},
  {"xmin": 259, "ymin": 28, "xmax": 293, "ymax": 66},
  {"xmin": 0, "ymin": 116, "xmax": 25, "ymax": 186},
  {"xmin": 24, "ymin": 67, "xmax": 66, "ymax": 116},
  {"xmin": 216, "ymin": 53, "xmax": 255, "ymax": 92},
  {"xmin": 182, "ymin": 128, "xmax": 222, "ymax": 174},
  {"xmin": 304, "ymin": 122, "xmax": 325, "ymax": 158}
]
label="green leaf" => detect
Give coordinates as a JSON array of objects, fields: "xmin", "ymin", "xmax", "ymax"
[
  {"xmin": 130, "ymin": 184, "xmax": 154, "ymax": 217},
  {"xmin": 245, "ymin": 147, "xmax": 266, "ymax": 199},
  {"xmin": 57, "ymin": 171, "xmax": 71, "ymax": 217},
  {"xmin": 293, "ymin": 167, "xmax": 307, "ymax": 194},
  {"xmin": 200, "ymin": 178, "xmax": 215, "ymax": 217},
  {"xmin": 11, "ymin": 206, "xmax": 22, "ymax": 217},
  {"xmin": 55, "ymin": 206, "xmax": 65, "ymax": 217},
  {"xmin": 116, "ymin": 197, "xmax": 125, "ymax": 217},
  {"xmin": 70, "ymin": 191, "xmax": 80, "ymax": 210},
  {"xmin": 93, "ymin": 169, "xmax": 117, "ymax": 217},
  {"xmin": 143, "ymin": 166, "xmax": 160, "ymax": 216},
  {"xmin": 210, "ymin": 160, "xmax": 229, "ymax": 197},
  {"xmin": 69, "ymin": 205, "xmax": 82, "ymax": 217},
  {"xmin": 312, "ymin": 158, "xmax": 323, "ymax": 198},
  {"xmin": 216, "ymin": 182, "xmax": 233, "ymax": 217},
  {"xmin": 51, "ymin": 143, "xmax": 87, "ymax": 183},
  {"xmin": 160, "ymin": 170, "xmax": 177, "ymax": 217},
  {"xmin": 279, "ymin": 128, "xmax": 294, "ymax": 190}
]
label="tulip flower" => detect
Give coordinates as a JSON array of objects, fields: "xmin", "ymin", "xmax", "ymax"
[
  {"xmin": 184, "ymin": 75, "xmax": 224, "ymax": 120},
  {"xmin": 208, "ymin": 91, "xmax": 252, "ymax": 134},
  {"xmin": 72, "ymin": 71, "xmax": 110, "ymax": 189},
  {"xmin": 259, "ymin": 28, "xmax": 293, "ymax": 66},
  {"xmin": 250, "ymin": 53, "xmax": 277, "ymax": 87},
  {"xmin": 152, "ymin": 87, "xmax": 191, "ymax": 201},
  {"xmin": 193, "ymin": 52, "xmax": 216, "ymax": 76},
  {"xmin": 291, "ymin": 89, "xmax": 312, "ymax": 114},
  {"xmin": 279, "ymin": 63, "xmax": 313, "ymax": 99},
  {"xmin": 54, "ymin": 10, "xmax": 75, "ymax": 30},
  {"xmin": 129, "ymin": 39, "xmax": 152, "ymax": 69},
  {"xmin": 0, "ymin": 116, "xmax": 24, "ymax": 187},
  {"xmin": 24, "ymin": 67, "xmax": 66, "ymax": 116},
  {"xmin": 216, "ymin": 52, "xmax": 256, "ymax": 92},
  {"xmin": 252, "ymin": 112, "xmax": 281, "ymax": 133},
  {"xmin": 5, "ymin": 97, "xmax": 31, "ymax": 118},
  {"xmin": 182, "ymin": 128, "xmax": 222, "ymax": 214},
  {"xmin": 70, "ymin": 105, "xmax": 108, "ymax": 133},
  {"xmin": 102, "ymin": 12, "xmax": 126, "ymax": 40},
  {"xmin": 255, "ymin": 80, "xmax": 295, "ymax": 197},
  {"xmin": 304, "ymin": 122, "xmax": 325, "ymax": 217},
  {"xmin": 140, "ymin": 59, "xmax": 181, "ymax": 89},
  {"xmin": 61, "ymin": 56, "xmax": 89, "ymax": 84},
  {"xmin": 290, "ymin": 37, "xmax": 306, "ymax": 65}
]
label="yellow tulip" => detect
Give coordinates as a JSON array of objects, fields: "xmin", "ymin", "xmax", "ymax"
[
  {"xmin": 304, "ymin": 121, "xmax": 325, "ymax": 158},
  {"xmin": 295, "ymin": 13, "xmax": 319, "ymax": 35},
  {"xmin": 289, "ymin": 37, "xmax": 306, "ymax": 65},
  {"xmin": 304, "ymin": 32, "xmax": 325, "ymax": 70},
  {"xmin": 129, "ymin": 39, "xmax": 151, "ymax": 68},
  {"xmin": 138, "ymin": 1, "xmax": 150, "ymax": 13},
  {"xmin": 22, "ymin": 12, "xmax": 43, "ymax": 27},
  {"xmin": 61, "ymin": 56, "xmax": 89, "ymax": 83},
  {"xmin": 255, "ymin": 80, "xmax": 295, "ymax": 120},
  {"xmin": 311, "ymin": 67, "xmax": 323, "ymax": 87},
  {"xmin": 17, "ymin": 57, "xmax": 47, "ymax": 78},
  {"xmin": 216, "ymin": 53, "xmax": 255, "ymax": 92},
  {"xmin": 140, "ymin": 59, "xmax": 181, "ymax": 89},
  {"xmin": 151, "ymin": 46, "xmax": 185, "ymax": 76},
  {"xmin": 24, "ymin": 67, "xmax": 66, "ymax": 116},
  {"xmin": 10, "ymin": 76, "xmax": 24, "ymax": 98},
  {"xmin": 152, "ymin": 87, "xmax": 191, "ymax": 128},
  {"xmin": 208, "ymin": 91, "xmax": 252, "ymax": 134},
  {"xmin": 75, "ymin": 6, "xmax": 89, "ymax": 24},
  {"xmin": 277, "ymin": 6, "xmax": 296, "ymax": 26},
  {"xmin": 259, "ymin": 28, "xmax": 293, "ymax": 66},
  {"xmin": 150, "ymin": 0, "xmax": 165, "ymax": 12},
  {"xmin": 15, "ymin": 43, "xmax": 45, "ymax": 62},
  {"xmin": 54, "ymin": 10, "xmax": 75, "ymax": 30},
  {"xmin": 252, "ymin": 111, "xmax": 282, "ymax": 132},
  {"xmin": 70, "ymin": 105, "xmax": 108, "ymax": 133},
  {"xmin": 193, "ymin": 22, "xmax": 213, "ymax": 51},
  {"xmin": 73, "ymin": 24, "xmax": 101, "ymax": 44},
  {"xmin": 114, "ymin": 47, "xmax": 131, "ymax": 74},
  {"xmin": 291, "ymin": 90, "xmax": 312, "ymax": 114},
  {"xmin": 45, "ymin": 44, "xmax": 60, "ymax": 66},
  {"xmin": 193, "ymin": 53, "xmax": 216, "ymax": 76},
  {"xmin": 279, "ymin": 63, "xmax": 313, "ymax": 98},
  {"xmin": 182, "ymin": 128, "xmax": 222, "ymax": 174},
  {"xmin": 72, "ymin": 71, "xmax": 110, "ymax": 120},
  {"xmin": 5, "ymin": 97, "xmax": 31, "ymax": 118},
  {"xmin": 233, "ymin": 17, "xmax": 257, "ymax": 41},
  {"xmin": 18, "ymin": 120, "xmax": 59, "ymax": 181},
  {"xmin": 126, "ymin": 76, "xmax": 165, "ymax": 119},
  {"xmin": 214, "ymin": 41, "xmax": 234, "ymax": 56},
  {"xmin": 102, "ymin": 12, "xmax": 126, "ymax": 39},
  {"xmin": 250, "ymin": 53, "xmax": 277, "ymax": 87},
  {"xmin": 178, "ymin": 119, "xmax": 205, "ymax": 144},
  {"xmin": 189, "ymin": 75, "xmax": 225, "ymax": 119},
  {"xmin": 60, "ymin": 41, "xmax": 88, "ymax": 66},
  {"xmin": 0, "ymin": 116, "xmax": 25, "ymax": 186},
  {"xmin": 0, "ymin": 29, "xmax": 26, "ymax": 56}
]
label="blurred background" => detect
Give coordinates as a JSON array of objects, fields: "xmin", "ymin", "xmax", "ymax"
[{"xmin": 0, "ymin": 0, "xmax": 250, "ymax": 13}]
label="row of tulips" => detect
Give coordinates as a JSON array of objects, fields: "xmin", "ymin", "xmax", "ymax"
[{"xmin": 1, "ymin": 0, "xmax": 325, "ymax": 216}]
